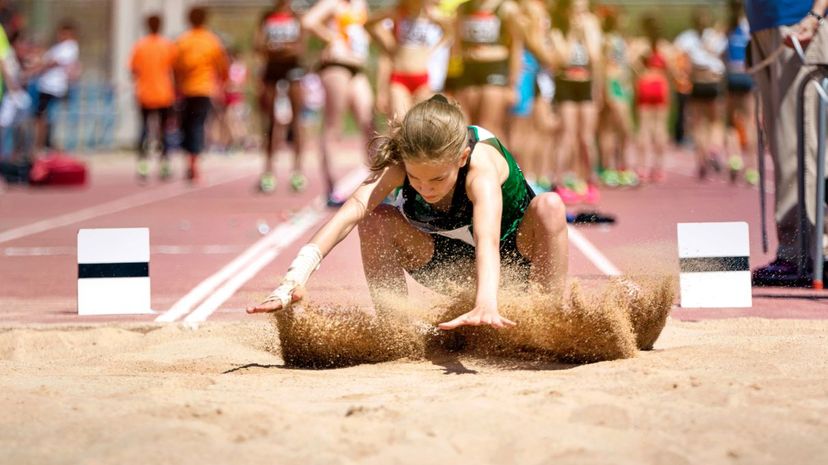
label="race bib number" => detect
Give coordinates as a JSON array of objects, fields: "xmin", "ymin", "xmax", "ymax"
[
  {"xmin": 399, "ymin": 19, "xmax": 433, "ymax": 46},
  {"xmin": 461, "ymin": 15, "xmax": 500, "ymax": 44},
  {"xmin": 569, "ymin": 42, "xmax": 589, "ymax": 68},
  {"xmin": 265, "ymin": 16, "xmax": 300, "ymax": 49}
]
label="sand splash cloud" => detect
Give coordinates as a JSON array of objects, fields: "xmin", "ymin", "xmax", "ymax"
[{"xmin": 272, "ymin": 276, "xmax": 676, "ymax": 368}]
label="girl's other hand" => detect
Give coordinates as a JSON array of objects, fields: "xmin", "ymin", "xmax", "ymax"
[
  {"xmin": 246, "ymin": 284, "xmax": 306, "ymax": 314},
  {"xmin": 437, "ymin": 304, "xmax": 517, "ymax": 330}
]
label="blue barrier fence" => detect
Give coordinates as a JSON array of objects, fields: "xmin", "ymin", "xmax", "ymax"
[
  {"xmin": 49, "ymin": 81, "xmax": 118, "ymax": 152},
  {"xmin": 0, "ymin": 80, "xmax": 118, "ymax": 159}
]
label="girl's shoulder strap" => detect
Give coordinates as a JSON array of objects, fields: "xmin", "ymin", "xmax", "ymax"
[{"xmin": 468, "ymin": 125, "xmax": 496, "ymax": 145}]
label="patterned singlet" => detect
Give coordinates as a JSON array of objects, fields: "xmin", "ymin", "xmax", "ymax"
[
  {"xmin": 562, "ymin": 36, "xmax": 591, "ymax": 80},
  {"xmin": 263, "ymin": 10, "xmax": 301, "ymax": 52},
  {"xmin": 332, "ymin": 0, "xmax": 369, "ymax": 60},
  {"xmin": 395, "ymin": 14, "xmax": 441, "ymax": 48},
  {"xmin": 459, "ymin": 3, "xmax": 506, "ymax": 48},
  {"xmin": 393, "ymin": 126, "xmax": 535, "ymax": 246}
]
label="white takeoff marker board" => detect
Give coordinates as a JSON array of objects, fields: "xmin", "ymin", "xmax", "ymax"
[
  {"xmin": 677, "ymin": 222, "xmax": 752, "ymax": 308},
  {"xmin": 77, "ymin": 228, "xmax": 153, "ymax": 315}
]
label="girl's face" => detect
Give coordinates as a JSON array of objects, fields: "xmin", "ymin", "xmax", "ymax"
[{"xmin": 404, "ymin": 148, "xmax": 470, "ymax": 204}]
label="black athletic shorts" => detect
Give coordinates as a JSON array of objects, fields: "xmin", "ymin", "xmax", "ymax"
[
  {"xmin": 726, "ymin": 73, "xmax": 754, "ymax": 94},
  {"xmin": 690, "ymin": 81, "xmax": 722, "ymax": 101},
  {"xmin": 406, "ymin": 232, "xmax": 531, "ymax": 292},
  {"xmin": 554, "ymin": 78, "xmax": 592, "ymax": 103},
  {"xmin": 35, "ymin": 92, "xmax": 61, "ymax": 117},
  {"xmin": 459, "ymin": 59, "xmax": 510, "ymax": 88},
  {"xmin": 317, "ymin": 61, "xmax": 364, "ymax": 78},
  {"xmin": 263, "ymin": 58, "xmax": 304, "ymax": 84}
]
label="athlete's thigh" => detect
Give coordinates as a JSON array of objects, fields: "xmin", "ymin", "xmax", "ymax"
[
  {"xmin": 532, "ymin": 96, "xmax": 554, "ymax": 131},
  {"xmin": 389, "ymin": 82, "xmax": 414, "ymax": 119},
  {"xmin": 259, "ymin": 81, "xmax": 277, "ymax": 115},
  {"xmin": 320, "ymin": 67, "xmax": 350, "ymax": 122},
  {"xmin": 287, "ymin": 79, "xmax": 304, "ymax": 113},
  {"xmin": 514, "ymin": 195, "xmax": 549, "ymax": 262},
  {"xmin": 558, "ymin": 101, "xmax": 578, "ymax": 132},
  {"xmin": 348, "ymin": 73, "xmax": 375, "ymax": 126},
  {"xmin": 703, "ymin": 99, "xmax": 720, "ymax": 122},
  {"xmin": 412, "ymin": 85, "xmax": 434, "ymax": 105},
  {"xmin": 610, "ymin": 98, "xmax": 633, "ymax": 135},
  {"xmin": 577, "ymin": 100, "xmax": 598, "ymax": 134},
  {"xmin": 457, "ymin": 86, "xmax": 481, "ymax": 122},
  {"xmin": 478, "ymin": 85, "xmax": 510, "ymax": 124},
  {"xmin": 367, "ymin": 204, "xmax": 435, "ymax": 270},
  {"xmin": 654, "ymin": 107, "xmax": 670, "ymax": 145}
]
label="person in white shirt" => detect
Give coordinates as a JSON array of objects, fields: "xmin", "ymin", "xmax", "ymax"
[
  {"xmin": 32, "ymin": 20, "xmax": 79, "ymax": 154},
  {"xmin": 674, "ymin": 9, "xmax": 727, "ymax": 180}
]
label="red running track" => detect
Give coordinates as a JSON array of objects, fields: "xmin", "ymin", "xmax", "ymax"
[{"xmin": 1, "ymin": 144, "xmax": 826, "ymax": 326}]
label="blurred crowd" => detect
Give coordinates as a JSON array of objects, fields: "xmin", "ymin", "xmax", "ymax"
[
  {"xmin": 115, "ymin": 0, "xmax": 763, "ymax": 206},
  {"xmin": 0, "ymin": 0, "xmax": 82, "ymax": 164},
  {"xmin": 120, "ymin": 0, "xmax": 828, "ymax": 288},
  {"xmin": 2, "ymin": 0, "xmax": 827, "ymax": 286},
  {"xmin": 0, "ymin": 0, "xmax": 762, "ymax": 204}
]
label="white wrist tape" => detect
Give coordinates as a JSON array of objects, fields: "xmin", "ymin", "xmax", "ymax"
[
  {"xmin": 284, "ymin": 244, "xmax": 323, "ymax": 286},
  {"xmin": 266, "ymin": 244, "xmax": 322, "ymax": 309}
]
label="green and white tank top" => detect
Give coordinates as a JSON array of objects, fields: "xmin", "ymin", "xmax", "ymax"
[{"xmin": 392, "ymin": 126, "xmax": 534, "ymax": 246}]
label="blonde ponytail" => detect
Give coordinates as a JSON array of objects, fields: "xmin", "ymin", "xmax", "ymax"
[
  {"xmin": 368, "ymin": 118, "xmax": 405, "ymax": 176},
  {"xmin": 368, "ymin": 95, "xmax": 467, "ymax": 176}
]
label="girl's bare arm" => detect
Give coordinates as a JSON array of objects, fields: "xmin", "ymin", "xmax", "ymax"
[
  {"xmin": 247, "ymin": 166, "xmax": 404, "ymax": 313},
  {"xmin": 309, "ymin": 167, "xmax": 404, "ymax": 256},
  {"xmin": 301, "ymin": 0, "xmax": 338, "ymax": 45},
  {"xmin": 438, "ymin": 144, "xmax": 516, "ymax": 330}
]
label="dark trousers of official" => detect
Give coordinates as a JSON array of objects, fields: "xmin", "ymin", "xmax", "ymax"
[
  {"xmin": 138, "ymin": 106, "xmax": 172, "ymax": 158},
  {"xmin": 180, "ymin": 96, "xmax": 212, "ymax": 156}
]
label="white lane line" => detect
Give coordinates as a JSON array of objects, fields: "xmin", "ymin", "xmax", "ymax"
[
  {"xmin": 158, "ymin": 165, "xmax": 369, "ymax": 323},
  {"xmin": 154, "ymin": 231, "xmax": 289, "ymax": 322},
  {"xmin": 567, "ymin": 225, "xmax": 622, "ymax": 276},
  {"xmin": 183, "ymin": 203, "xmax": 327, "ymax": 325},
  {"xmin": 0, "ymin": 171, "xmax": 253, "ymax": 245},
  {"xmin": 154, "ymin": 245, "xmax": 245, "ymax": 255},
  {"xmin": 3, "ymin": 244, "xmax": 245, "ymax": 257}
]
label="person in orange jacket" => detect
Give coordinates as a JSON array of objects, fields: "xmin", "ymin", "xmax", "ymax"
[
  {"xmin": 130, "ymin": 14, "xmax": 176, "ymax": 182},
  {"xmin": 174, "ymin": 6, "xmax": 229, "ymax": 183}
]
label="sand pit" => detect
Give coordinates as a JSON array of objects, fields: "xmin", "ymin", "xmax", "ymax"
[{"xmin": 1, "ymin": 315, "xmax": 828, "ymax": 465}]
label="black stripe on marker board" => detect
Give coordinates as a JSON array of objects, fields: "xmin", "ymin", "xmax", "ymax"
[
  {"xmin": 78, "ymin": 263, "xmax": 149, "ymax": 279},
  {"xmin": 679, "ymin": 257, "xmax": 749, "ymax": 273}
]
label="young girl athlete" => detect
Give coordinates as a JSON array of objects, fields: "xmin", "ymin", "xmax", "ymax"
[{"xmin": 248, "ymin": 95, "xmax": 568, "ymax": 330}]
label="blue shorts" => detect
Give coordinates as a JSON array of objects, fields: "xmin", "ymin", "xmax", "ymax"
[{"xmin": 512, "ymin": 51, "xmax": 541, "ymax": 117}]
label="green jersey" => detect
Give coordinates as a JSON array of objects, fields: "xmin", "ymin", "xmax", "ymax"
[{"xmin": 393, "ymin": 125, "xmax": 534, "ymax": 246}]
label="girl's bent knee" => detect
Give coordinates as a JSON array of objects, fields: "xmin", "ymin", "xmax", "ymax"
[
  {"xmin": 532, "ymin": 193, "xmax": 566, "ymax": 227},
  {"xmin": 359, "ymin": 204, "xmax": 398, "ymax": 235}
]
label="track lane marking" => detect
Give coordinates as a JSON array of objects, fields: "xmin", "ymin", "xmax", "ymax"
[
  {"xmin": 158, "ymin": 166, "xmax": 368, "ymax": 323},
  {"xmin": 2, "ymin": 245, "xmax": 245, "ymax": 256},
  {"xmin": 567, "ymin": 225, "xmax": 622, "ymax": 276},
  {"xmin": 0, "ymin": 171, "xmax": 254, "ymax": 245},
  {"xmin": 183, "ymin": 203, "xmax": 326, "ymax": 325}
]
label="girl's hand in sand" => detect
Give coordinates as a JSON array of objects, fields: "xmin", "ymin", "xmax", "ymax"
[
  {"xmin": 437, "ymin": 305, "xmax": 517, "ymax": 330},
  {"xmin": 246, "ymin": 285, "xmax": 306, "ymax": 314}
]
